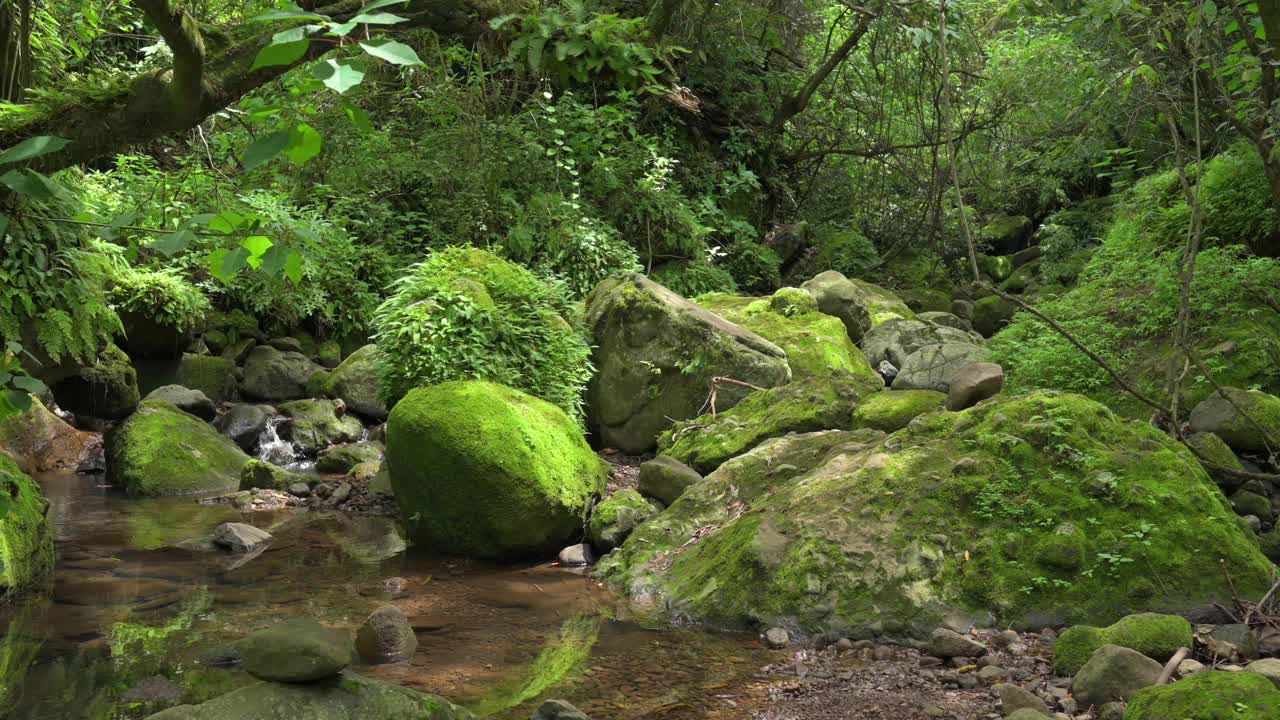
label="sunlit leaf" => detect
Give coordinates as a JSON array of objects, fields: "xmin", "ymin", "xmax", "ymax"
[
  {"xmin": 284, "ymin": 251, "xmax": 304, "ymax": 285},
  {"xmin": 359, "ymin": 0, "xmax": 410, "ymax": 12},
  {"xmin": 242, "ymin": 235, "xmax": 274, "ymax": 269},
  {"xmin": 252, "ymin": 38, "xmax": 309, "ymax": 69},
  {"xmin": 313, "ymin": 58, "xmax": 366, "ymax": 93},
  {"xmin": 286, "ymin": 123, "xmax": 323, "ymax": 165},
  {"xmin": 208, "ymin": 210, "xmax": 244, "ymax": 234},
  {"xmin": 0, "ymin": 136, "xmax": 70, "ymax": 164},
  {"xmin": 351, "ymin": 11, "xmax": 408, "ymax": 24},
  {"xmin": 153, "ymin": 227, "xmax": 196, "ymax": 257},
  {"xmin": 360, "ymin": 39, "xmax": 422, "ymax": 65}
]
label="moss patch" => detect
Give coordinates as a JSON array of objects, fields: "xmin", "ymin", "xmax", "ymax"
[
  {"xmin": 1125, "ymin": 671, "xmax": 1280, "ymax": 720},
  {"xmin": 588, "ymin": 489, "xmax": 655, "ymax": 551},
  {"xmin": 106, "ymin": 400, "xmax": 250, "ymax": 496},
  {"xmin": 852, "ymin": 390, "xmax": 946, "ymax": 433},
  {"xmin": 602, "ymin": 392, "xmax": 1273, "ymax": 637},
  {"xmin": 1053, "ymin": 613, "xmax": 1192, "ymax": 675},
  {"xmin": 0, "ymin": 454, "xmax": 53, "ymax": 597},
  {"xmin": 850, "ymin": 279, "xmax": 915, "ymax": 326}
]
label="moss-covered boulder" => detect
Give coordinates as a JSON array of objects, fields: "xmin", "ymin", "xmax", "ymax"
[
  {"xmin": 657, "ymin": 377, "xmax": 877, "ymax": 474},
  {"xmin": 585, "ymin": 273, "xmax": 791, "ymax": 453},
  {"xmin": 981, "ymin": 215, "xmax": 1034, "ymax": 254},
  {"xmin": 697, "ymin": 290, "xmax": 882, "ymax": 384},
  {"xmin": 600, "ymin": 392, "xmax": 1273, "ymax": 637},
  {"xmin": 316, "ymin": 442, "xmax": 383, "ymax": 474},
  {"xmin": 322, "ymin": 344, "xmax": 387, "ymax": 421},
  {"xmin": 51, "ymin": 343, "xmax": 139, "ymax": 419},
  {"xmin": 850, "ymin": 278, "xmax": 916, "ymax": 326},
  {"xmin": 972, "ymin": 296, "xmax": 1017, "ymax": 338},
  {"xmin": 142, "ymin": 385, "xmax": 215, "ymax": 421},
  {"xmin": 1124, "ymin": 671, "xmax": 1280, "ymax": 720},
  {"xmin": 892, "ymin": 342, "xmax": 993, "ymax": 393},
  {"xmin": 240, "ymin": 345, "xmax": 323, "ymax": 402},
  {"xmin": 797, "ymin": 271, "xmax": 873, "ymax": 343},
  {"xmin": 1054, "ymin": 613, "xmax": 1193, "ymax": 676},
  {"xmin": 386, "ymin": 381, "xmax": 606, "ymax": 560},
  {"xmin": 638, "ymin": 456, "xmax": 702, "ymax": 506},
  {"xmin": 588, "ymin": 489, "xmax": 655, "ymax": 552},
  {"xmin": 171, "ymin": 354, "xmax": 235, "ymax": 404},
  {"xmin": 862, "ymin": 318, "xmax": 982, "ymax": 369},
  {"xmin": 851, "ymin": 390, "xmax": 946, "ymax": 432},
  {"xmin": 1185, "ymin": 431, "xmax": 1245, "ymax": 491},
  {"xmin": 240, "ymin": 459, "xmax": 312, "ymax": 491},
  {"xmin": 900, "ymin": 288, "xmax": 952, "ymax": 314},
  {"xmin": 0, "ymin": 398, "xmax": 98, "ymax": 473},
  {"xmin": 277, "ymin": 400, "xmax": 364, "ymax": 456},
  {"xmin": 977, "ymin": 253, "xmax": 1015, "ymax": 283},
  {"xmin": 0, "ymin": 454, "xmax": 53, "ymax": 598},
  {"xmin": 106, "ymin": 401, "xmax": 250, "ymax": 496},
  {"xmin": 1189, "ymin": 388, "xmax": 1280, "ymax": 453},
  {"xmin": 144, "ymin": 672, "xmax": 473, "ymax": 720}
]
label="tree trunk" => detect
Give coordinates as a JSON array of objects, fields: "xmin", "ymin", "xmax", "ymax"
[{"xmin": 0, "ymin": 0, "xmax": 33, "ymax": 103}]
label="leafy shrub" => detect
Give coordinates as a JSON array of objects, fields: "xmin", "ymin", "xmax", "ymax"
[
  {"xmin": 649, "ymin": 260, "xmax": 737, "ymax": 298},
  {"xmin": 814, "ymin": 227, "xmax": 878, "ymax": 278},
  {"xmin": 372, "ymin": 247, "xmax": 592, "ymax": 420},
  {"xmin": 720, "ymin": 240, "xmax": 781, "ymax": 294},
  {"xmin": 504, "ymin": 192, "xmax": 641, "ymax": 298},
  {"xmin": 107, "ymin": 267, "xmax": 210, "ymax": 333}
]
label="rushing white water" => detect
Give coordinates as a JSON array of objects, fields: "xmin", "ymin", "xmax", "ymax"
[{"xmin": 255, "ymin": 415, "xmax": 300, "ymax": 467}]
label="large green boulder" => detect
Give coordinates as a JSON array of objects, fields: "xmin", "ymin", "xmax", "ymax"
[
  {"xmin": 171, "ymin": 354, "xmax": 235, "ymax": 404},
  {"xmin": 972, "ymin": 296, "xmax": 1017, "ymax": 337},
  {"xmin": 1124, "ymin": 671, "xmax": 1280, "ymax": 720},
  {"xmin": 50, "ymin": 343, "xmax": 139, "ymax": 419},
  {"xmin": 144, "ymin": 672, "xmax": 472, "ymax": 720},
  {"xmin": 106, "ymin": 400, "xmax": 250, "ymax": 496},
  {"xmin": 386, "ymin": 381, "xmax": 606, "ymax": 560},
  {"xmin": 240, "ymin": 345, "xmax": 322, "ymax": 402},
  {"xmin": 584, "ymin": 273, "xmax": 791, "ymax": 453},
  {"xmin": 1189, "ymin": 388, "xmax": 1280, "ymax": 453},
  {"xmin": 797, "ymin": 271, "xmax": 873, "ymax": 343},
  {"xmin": 851, "ymin": 389, "xmax": 946, "ymax": 433},
  {"xmin": 892, "ymin": 342, "xmax": 992, "ymax": 393},
  {"xmin": 1054, "ymin": 613, "xmax": 1193, "ymax": 676},
  {"xmin": 698, "ymin": 289, "xmax": 883, "ymax": 385},
  {"xmin": 277, "ymin": 400, "xmax": 364, "ymax": 456},
  {"xmin": 850, "ymin": 279, "xmax": 916, "ymax": 326},
  {"xmin": 861, "ymin": 318, "xmax": 982, "ymax": 369},
  {"xmin": 658, "ymin": 377, "xmax": 877, "ymax": 474},
  {"xmin": 981, "ymin": 215, "xmax": 1033, "ymax": 254},
  {"xmin": 0, "ymin": 454, "xmax": 53, "ymax": 598},
  {"xmin": 322, "ymin": 344, "xmax": 387, "ymax": 421},
  {"xmin": 600, "ymin": 392, "xmax": 1273, "ymax": 637}
]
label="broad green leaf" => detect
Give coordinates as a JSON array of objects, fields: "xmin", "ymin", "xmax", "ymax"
[
  {"xmin": 286, "ymin": 123, "xmax": 323, "ymax": 165},
  {"xmin": 313, "ymin": 58, "xmax": 366, "ymax": 93},
  {"xmin": 253, "ymin": 4, "xmax": 327, "ymax": 22},
  {"xmin": 344, "ymin": 103, "xmax": 373, "ymax": 133},
  {"xmin": 209, "ymin": 247, "xmax": 251, "ymax": 283},
  {"xmin": 0, "ymin": 136, "xmax": 70, "ymax": 164},
  {"xmin": 327, "ymin": 20, "xmax": 359, "ymax": 36},
  {"xmin": 359, "ymin": 0, "xmax": 410, "ymax": 12},
  {"xmin": 252, "ymin": 38, "xmax": 309, "ymax": 69},
  {"xmin": 11, "ymin": 375, "xmax": 46, "ymax": 394},
  {"xmin": 3, "ymin": 389, "xmax": 32, "ymax": 415},
  {"xmin": 351, "ymin": 11, "xmax": 408, "ymax": 24},
  {"xmin": 259, "ymin": 244, "xmax": 287, "ymax": 275},
  {"xmin": 208, "ymin": 210, "xmax": 244, "ymax": 234},
  {"xmin": 360, "ymin": 39, "xmax": 422, "ymax": 65},
  {"xmin": 0, "ymin": 169, "xmax": 65, "ymax": 202},
  {"xmin": 242, "ymin": 129, "xmax": 294, "ymax": 171},
  {"xmin": 284, "ymin": 251, "xmax": 304, "ymax": 285},
  {"xmin": 97, "ymin": 210, "xmax": 139, "ymax": 241},
  {"xmin": 153, "ymin": 227, "xmax": 196, "ymax": 256},
  {"xmin": 242, "ymin": 235, "xmax": 274, "ymax": 269}
]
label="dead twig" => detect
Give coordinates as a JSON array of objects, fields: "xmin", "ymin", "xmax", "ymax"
[{"xmin": 1156, "ymin": 647, "xmax": 1190, "ymax": 686}]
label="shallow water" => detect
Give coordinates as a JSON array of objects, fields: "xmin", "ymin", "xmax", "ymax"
[{"xmin": 0, "ymin": 471, "xmax": 766, "ymax": 719}]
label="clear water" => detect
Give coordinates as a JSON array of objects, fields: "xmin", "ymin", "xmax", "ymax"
[{"xmin": 0, "ymin": 471, "xmax": 766, "ymax": 719}]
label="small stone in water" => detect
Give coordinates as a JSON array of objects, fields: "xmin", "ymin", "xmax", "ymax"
[
  {"xmin": 765, "ymin": 627, "xmax": 790, "ymax": 648},
  {"xmin": 558, "ymin": 543, "xmax": 595, "ymax": 567},
  {"xmin": 329, "ymin": 482, "xmax": 352, "ymax": 504},
  {"xmin": 532, "ymin": 699, "xmax": 591, "ymax": 720},
  {"xmin": 289, "ymin": 482, "xmax": 310, "ymax": 496},
  {"xmin": 211, "ymin": 523, "xmax": 271, "ymax": 553}
]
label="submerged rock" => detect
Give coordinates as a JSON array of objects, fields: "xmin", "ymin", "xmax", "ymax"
[
  {"xmin": 143, "ymin": 385, "xmax": 216, "ymax": 421},
  {"xmin": 599, "ymin": 392, "xmax": 1273, "ymax": 637},
  {"xmin": 143, "ymin": 671, "xmax": 471, "ymax": 720},
  {"xmin": 211, "ymin": 523, "xmax": 271, "ymax": 553},
  {"xmin": 355, "ymin": 605, "xmax": 417, "ymax": 664},
  {"xmin": 584, "ymin": 273, "xmax": 791, "ymax": 454},
  {"xmin": 238, "ymin": 618, "xmax": 352, "ymax": 683},
  {"xmin": 387, "ymin": 381, "xmax": 605, "ymax": 560},
  {"xmin": 0, "ymin": 454, "xmax": 54, "ymax": 597},
  {"xmin": 1124, "ymin": 671, "xmax": 1280, "ymax": 720},
  {"xmin": 106, "ymin": 401, "xmax": 249, "ymax": 496}
]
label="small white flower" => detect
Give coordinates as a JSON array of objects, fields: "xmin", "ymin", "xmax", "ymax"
[{"xmin": 543, "ymin": 91, "xmax": 553, "ymax": 100}]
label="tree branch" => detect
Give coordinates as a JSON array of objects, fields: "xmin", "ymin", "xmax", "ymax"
[
  {"xmin": 134, "ymin": 0, "xmax": 207, "ymax": 123},
  {"xmin": 770, "ymin": 5, "xmax": 878, "ymax": 130}
]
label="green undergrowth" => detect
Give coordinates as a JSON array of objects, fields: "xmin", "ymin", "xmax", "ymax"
[{"xmin": 0, "ymin": 454, "xmax": 53, "ymax": 597}]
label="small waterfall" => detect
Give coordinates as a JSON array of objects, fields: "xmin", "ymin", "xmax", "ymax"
[{"xmin": 256, "ymin": 416, "xmax": 300, "ymax": 468}]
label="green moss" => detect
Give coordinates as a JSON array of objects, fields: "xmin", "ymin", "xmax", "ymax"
[
  {"xmin": 468, "ymin": 616, "xmax": 599, "ymax": 717},
  {"xmin": 240, "ymin": 459, "xmax": 311, "ymax": 491},
  {"xmin": 52, "ymin": 342, "xmax": 140, "ymax": 419},
  {"xmin": 0, "ymin": 454, "xmax": 53, "ymax": 597},
  {"xmin": 277, "ymin": 399, "xmax": 364, "ymax": 455},
  {"xmin": 105, "ymin": 400, "xmax": 250, "ymax": 496},
  {"xmin": 316, "ymin": 442, "xmax": 383, "ymax": 474},
  {"xmin": 977, "ymin": 254, "xmax": 1014, "ymax": 282},
  {"xmin": 386, "ymin": 381, "xmax": 606, "ymax": 559},
  {"xmin": 1185, "ymin": 432, "xmax": 1244, "ymax": 490},
  {"xmin": 1125, "ymin": 671, "xmax": 1280, "ymax": 720},
  {"xmin": 981, "ymin": 215, "xmax": 1032, "ymax": 250},
  {"xmin": 659, "ymin": 378, "xmax": 878, "ymax": 474},
  {"xmin": 849, "ymin": 279, "xmax": 915, "ymax": 326},
  {"xmin": 604, "ymin": 392, "xmax": 1274, "ymax": 636},
  {"xmin": 899, "ymin": 288, "xmax": 952, "ymax": 314},
  {"xmin": 972, "ymin": 296, "xmax": 1016, "ymax": 337},
  {"xmin": 174, "ymin": 354, "xmax": 234, "ymax": 404},
  {"xmin": 588, "ymin": 489, "xmax": 654, "ymax": 551},
  {"xmin": 698, "ymin": 291, "xmax": 881, "ymax": 384},
  {"xmin": 852, "ymin": 390, "xmax": 946, "ymax": 433},
  {"xmin": 1054, "ymin": 613, "xmax": 1193, "ymax": 675}
]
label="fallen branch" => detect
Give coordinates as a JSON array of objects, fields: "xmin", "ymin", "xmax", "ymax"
[{"xmin": 1156, "ymin": 647, "xmax": 1190, "ymax": 686}]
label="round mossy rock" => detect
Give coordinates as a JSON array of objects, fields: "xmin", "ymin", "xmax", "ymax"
[
  {"xmin": 51, "ymin": 343, "xmax": 140, "ymax": 420},
  {"xmin": 238, "ymin": 618, "xmax": 352, "ymax": 683},
  {"xmin": 1124, "ymin": 670, "xmax": 1280, "ymax": 720},
  {"xmin": 0, "ymin": 453, "xmax": 54, "ymax": 598},
  {"xmin": 386, "ymin": 381, "xmax": 606, "ymax": 560},
  {"xmin": 106, "ymin": 401, "xmax": 250, "ymax": 496},
  {"xmin": 324, "ymin": 344, "xmax": 388, "ymax": 421},
  {"xmin": 851, "ymin": 390, "xmax": 946, "ymax": 433},
  {"xmin": 1054, "ymin": 613, "xmax": 1193, "ymax": 676},
  {"xmin": 588, "ymin": 489, "xmax": 655, "ymax": 553}
]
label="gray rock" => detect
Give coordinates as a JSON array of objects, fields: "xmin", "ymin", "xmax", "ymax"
[
  {"xmin": 917, "ymin": 311, "xmax": 972, "ymax": 332},
  {"xmin": 355, "ymin": 605, "xmax": 417, "ymax": 664},
  {"xmin": 929, "ymin": 628, "xmax": 986, "ymax": 658},
  {"xmin": 1188, "ymin": 388, "xmax": 1280, "ymax": 452},
  {"xmin": 558, "ymin": 543, "xmax": 595, "ymax": 567},
  {"xmin": 950, "ymin": 299, "xmax": 974, "ymax": 320},
  {"xmin": 211, "ymin": 523, "xmax": 271, "ymax": 553},
  {"xmin": 1071, "ymin": 644, "xmax": 1162, "ymax": 707},
  {"xmin": 1244, "ymin": 658, "xmax": 1280, "ymax": 688},
  {"xmin": 945, "ymin": 362, "xmax": 1005, "ymax": 411},
  {"xmin": 268, "ymin": 337, "xmax": 303, "ymax": 352},
  {"xmin": 1098, "ymin": 702, "xmax": 1125, "ymax": 720},
  {"xmin": 800, "ymin": 270, "xmax": 873, "ymax": 343},
  {"xmin": 1005, "ymin": 710, "xmax": 1052, "ymax": 720},
  {"xmin": 995, "ymin": 683, "xmax": 1051, "ymax": 717},
  {"xmin": 765, "ymin": 627, "xmax": 790, "ymax": 648},
  {"xmin": 532, "ymin": 699, "xmax": 591, "ymax": 720},
  {"xmin": 977, "ymin": 665, "xmax": 1008, "ymax": 683},
  {"xmin": 240, "ymin": 345, "xmax": 322, "ymax": 402},
  {"xmin": 329, "ymin": 482, "xmax": 352, "ymax": 505},
  {"xmin": 323, "ymin": 344, "xmax": 389, "ymax": 421},
  {"xmin": 143, "ymin": 385, "xmax": 216, "ymax": 421},
  {"xmin": 237, "ymin": 618, "xmax": 352, "ymax": 683},
  {"xmin": 215, "ymin": 404, "xmax": 274, "ymax": 452},
  {"xmin": 1210, "ymin": 623, "xmax": 1261, "ymax": 660},
  {"xmin": 861, "ymin": 318, "xmax": 981, "ymax": 369},
  {"xmin": 288, "ymin": 482, "xmax": 311, "ymax": 497},
  {"xmin": 585, "ymin": 273, "xmax": 791, "ymax": 453},
  {"xmin": 893, "ymin": 342, "xmax": 993, "ymax": 393},
  {"xmin": 638, "ymin": 455, "xmax": 702, "ymax": 505},
  {"xmin": 1177, "ymin": 658, "xmax": 1206, "ymax": 676}
]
